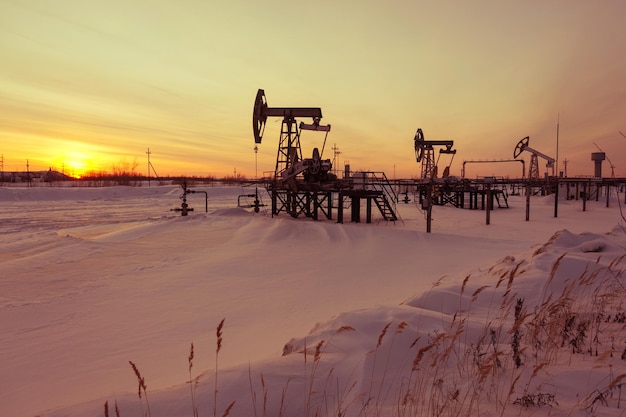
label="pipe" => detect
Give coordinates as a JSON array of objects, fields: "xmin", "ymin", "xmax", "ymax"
[
  {"xmin": 188, "ymin": 190, "xmax": 208, "ymax": 212},
  {"xmin": 238, "ymin": 194, "xmax": 256, "ymax": 207}
]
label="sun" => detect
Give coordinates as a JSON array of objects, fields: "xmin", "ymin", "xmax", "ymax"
[
  {"xmin": 54, "ymin": 152, "xmax": 96, "ymax": 178},
  {"xmin": 65, "ymin": 160, "xmax": 88, "ymax": 178}
]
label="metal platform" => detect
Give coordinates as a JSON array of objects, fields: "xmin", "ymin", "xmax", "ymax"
[{"xmin": 264, "ymin": 171, "xmax": 398, "ymax": 223}]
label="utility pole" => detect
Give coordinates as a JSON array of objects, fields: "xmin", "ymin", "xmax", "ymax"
[
  {"xmin": 554, "ymin": 114, "xmax": 559, "ymax": 218},
  {"xmin": 146, "ymin": 147, "xmax": 151, "ymax": 186},
  {"xmin": 145, "ymin": 147, "xmax": 159, "ymax": 185},
  {"xmin": 332, "ymin": 143, "xmax": 341, "ymax": 177}
]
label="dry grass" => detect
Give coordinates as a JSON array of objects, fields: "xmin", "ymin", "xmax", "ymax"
[{"xmin": 106, "ymin": 251, "xmax": 626, "ymax": 417}]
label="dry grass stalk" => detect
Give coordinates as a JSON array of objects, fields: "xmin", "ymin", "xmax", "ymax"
[
  {"xmin": 128, "ymin": 360, "xmax": 151, "ymax": 417},
  {"xmin": 214, "ymin": 318, "xmax": 225, "ymax": 417},
  {"xmin": 506, "ymin": 261, "xmax": 523, "ymax": 288},
  {"xmin": 216, "ymin": 318, "xmax": 224, "ymax": 354},
  {"xmin": 189, "ymin": 342, "xmax": 194, "ymax": 372},
  {"xmin": 336, "ymin": 379, "xmax": 357, "ymax": 417},
  {"xmin": 278, "ymin": 375, "xmax": 292, "ymax": 417},
  {"xmin": 460, "ymin": 274, "xmax": 471, "ymax": 295},
  {"xmin": 314, "ymin": 340, "xmax": 324, "ymax": 362},
  {"xmin": 502, "ymin": 372, "xmax": 522, "ymax": 414},
  {"xmin": 546, "ymin": 252, "xmax": 567, "ymax": 287},
  {"xmin": 472, "ymin": 285, "xmax": 490, "ymax": 302},
  {"xmin": 189, "ymin": 342, "xmax": 198, "ymax": 417},
  {"xmin": 222, "ymin": 400, "xmax": 235, "ymax": 417},
  {"xmin": 437, "ymin": 324, "xmax": 463, "ymax": 367},
  {"xmin": 374, "ymin": 321, "xmax": 412, "ymax": 411},
  {"xmin": 412, "ymin": 342, "xmax": 434, "ymax": 371},
  {"xmin": 248, "ymin": 364, "xmax": 258, "ymax": 417},
  {"xmin": 129, "ymin": 360, "xmax": 146, "ymax": 395},
  {"xmin": 366, "ymin": 321, "xmax": 393, "ymax": 412},
  {"xmin": 337, "ymin": 325, "xmax": 356, "ymax": 333},
  {"xmin": 260, "ymin": 374, "xmax": 267, "ymax": 417},
  {"xmin": 432, "ymin": 275, "xmax": 446, "ymax": 288},
  {"xmin": 305, "ymin": 339, "xmax": 325, "ymax": 417},
  {"xmin": 395, "ymin": 321, "xmax": 408, "ymax": 334},
  {"xmin": 309, "ymin": 342, "xmax": 329, "ymax": 414},
  {"xmin": 609, "ymin": 373, "xmax": 626, "ymax": 389},
  {"xmin": 302, "ymin": 337, "xmax": 308, "ymax": 417},
  {"xmin": 376, "ymin": 322, "xmax": 392, "ymax": 348}
]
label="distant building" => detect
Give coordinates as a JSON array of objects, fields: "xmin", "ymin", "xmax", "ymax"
[{"xmin": 0, "ymin": 169, "xmax": 72, "ymax": 183}]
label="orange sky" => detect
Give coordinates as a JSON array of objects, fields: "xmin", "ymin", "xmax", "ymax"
[{"xmin": 1, "ymin": 0, "xmax": 625, "ymax": 179}]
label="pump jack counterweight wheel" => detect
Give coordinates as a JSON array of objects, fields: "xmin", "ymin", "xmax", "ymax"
[
  {"xmin": 414, "ymin": 128, "xmax": 425, "ymax": 162},
  {"xmin": 253, "ymin": 89, "xmax": 268, "ymax": 144},
  {"xmin": 309, "ymin": 148, "xmax": 322, "ymax": 175},
  {"xmin": 513, "ymin": 136, "xmax": 530, "ymax": 159}
]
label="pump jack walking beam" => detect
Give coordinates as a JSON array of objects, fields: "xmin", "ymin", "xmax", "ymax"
[{"xmin": 253, "ymin": 89, "xmax": 323, "ymax": 144}]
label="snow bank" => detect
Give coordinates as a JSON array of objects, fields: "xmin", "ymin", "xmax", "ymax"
[{"xmin": 1, "ymin": 185, "xmax": 625, "ymax": 417}]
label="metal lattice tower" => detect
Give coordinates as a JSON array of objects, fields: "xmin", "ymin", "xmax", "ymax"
[
  {"xmin": 420, "ymin": 148, "xmax": 436, "ymax": 179},
  {"xmin": 275, "ymin": 117, "xmax": 303, "ymax": 179},
  {"xmin": 528, "ymin": 154, "xmax": 540, "ymax": 180}
]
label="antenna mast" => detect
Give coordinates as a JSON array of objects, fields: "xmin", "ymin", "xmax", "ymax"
[
  {"xmin": 254, "ymin": 145, "xmax": 258, "ymax": 181},
  {"xmin": 556, "ymin": 113, "xmax": 560, "ymax": 176}
]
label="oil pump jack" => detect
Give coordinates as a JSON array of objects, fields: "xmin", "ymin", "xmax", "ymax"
[
  {"xmin": 513, "ymin": 136, "xmax": 555, "ymax": 180},
  {"xmin": 253, "ymin": 89, "xmax": 337, "ymax": 218},
  {"xmin": 414, "ymin": 128, "xmax": 456, "ymax": 179},
  {"xmin": 412, "ymin": 128, "xmax": 457, "ymax": 232}
]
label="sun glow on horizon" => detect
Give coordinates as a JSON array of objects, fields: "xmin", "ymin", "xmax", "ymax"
[{"xmin": 51, "ymin": 151, "xmax": 97, "ymax": 179}]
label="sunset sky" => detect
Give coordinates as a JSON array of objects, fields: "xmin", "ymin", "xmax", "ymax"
[{"xmin": 1, "ymin": 0, "xmax": 625, "ymax": 179}]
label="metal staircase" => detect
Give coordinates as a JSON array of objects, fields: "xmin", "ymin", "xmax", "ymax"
[
  {"xmin": 493, "ymin": 179, "xmax": 509, "ymax": 208},
  {"xmin": 357, "ymin": 172, "xmax": 398, "ymax": 221}
]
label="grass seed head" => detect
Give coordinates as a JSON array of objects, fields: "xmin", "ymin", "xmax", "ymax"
[
  {"xmin": 314, "ymin": 340, "xmax": 324, "ymax": 362},
  {"xmin": 129, "ymin": 360, "xmax": 147, "ymax": 391},
  {"xmin": 188, "ymin": 342, "xmax": 194, "ymax": 371},
  {"xmin": 337, "ymin": 325, "xmax": 356, "ymax": 333},
  {"xmin": 222, "ymin": 400, "xmax": 235, "ymax": 417},
  {"xmin": 377, "ymin": 322, "xmax": 392, "ymax": 348},
  {"xmin": 216, "ymin": 318, "xmax": 225, "ymax": 353}
]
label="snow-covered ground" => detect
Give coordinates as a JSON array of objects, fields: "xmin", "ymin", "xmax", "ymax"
[{"xmin": 1, "ymin": 183, "xmax": 625, "ymax": 417}]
